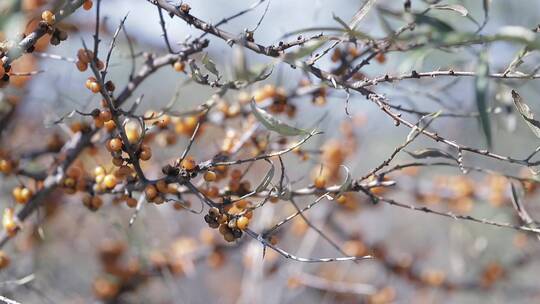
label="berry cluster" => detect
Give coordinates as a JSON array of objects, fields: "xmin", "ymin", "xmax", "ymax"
[{"xmin": 204, "ymin": 206, "xmax": 250, "ymax": 243}]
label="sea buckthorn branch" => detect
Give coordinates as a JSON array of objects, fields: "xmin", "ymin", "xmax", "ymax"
[
  {"xmin": 199, "ymin": 130, "xmax": 321, "ymax": 169},
  {"xmin": 244, "ymin": 228, "xmax": 371, "ymax": 263},
  {"xmin": 0, "ymin": 40, "xmax": 209, "ymax": 249},
  {"xmin": 355, "ymin": 70, "xmax": 540, "ymax": 89},
  {"xmin": 341, "ymin": 7, "xmax": 430, "ymax": 81},
  {"xmin": 180, "ymin": 173, "xmax": 370, "ymax": 263},
  {"xmin": 286, "ymin": 196, "xmax": 359, "ymax": 264},
  {"xmin": 0, "ymin": 128, "xmax": 95, "ymax": 248},
  {"xmin": 82, "ymin": 41, "xmax": 148, "ymax": 183},
  {"xmin": 197, "ymin": 0, "xmax": 267, "ymax": 40},
  {"xmin": 361, "ymin": 92, "xmax": 538, "ymax": 167},
  {"xmin": 101, "ymin": 14, "xmax": 129, "ymax": 79},
  {"xmin": 148, "ymin": 0, "xmax": 325, "ymax": 57},
  {"xmin": 376, "ymin": 194, "xmax": 540, "ymax": 234},
  {"xmin": 146, "ymin": 0, "xmax": 540, "ymax": 175},
  {"xmin": 359, "ymin": 111, "xmax": 440, "ymax": 181},
  {"xmin": 3, "ymin": 3, "xmax": 540, "ymax": 300},
  {"xmin": 115, "ymin": 40, "xmax": 209, "ymax": 107},
  {"xmin": 382, "ymin": 100, "xmax": 507, "ymax": 119},
  {"xmin": 377, "ymin": 161, "xmax": 538, "ymax": 184},
  {"xmin": 301, "ymin": 62, "xmax": 540, "ymax": 168},
  {"xmin": 156, "ymin": 6, "xmax": 176, "ymax": 54},
  {"xmin": 3, "ymin": 0, "xmax": 87, "ymax": 65}
]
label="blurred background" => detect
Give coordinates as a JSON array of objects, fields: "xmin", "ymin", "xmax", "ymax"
[{"xmin": 2, "ymin": 0, "xmax": 540, "ymax": 303}]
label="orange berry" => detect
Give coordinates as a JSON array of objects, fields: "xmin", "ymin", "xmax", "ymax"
[
  {"xmin": 89, "ymin": 81, "xmax": 101, "ymax": 93},
  {"xmin": 2, "ymin": 208, "xmax": 17, "ymax": 237},
  {"xmin": 204, "ymin": 171, "xmax": 216, "ymax": 182},
  {"xmin": 103, "ymin": 174, "xmax": 117, "ymax": 189},
  {"xmin": 183, "ymin": 116, "xmax": 198, "ymax": 131},
  {"xmin": 314, "ymin": 176, "xmax": 326, "ymax": 189},
  {"xmin": 99, "ymin": 110, "xmax": 112, "ymax": 122},
  {"xmin": 139, "ymin": 145, "xmax": 152, "ymax": 161},
  {"xmin": 124, "ymin": 120, "xmax": 141, "ymax": 144},
  {"xmin": 375, "ymin": 52, "xmax": 386, "ymax": 64},
  {"xmin": 104, "ymin": 120, "xmax": 116, "ymax": 132},
  {"xmin": 181, "ymin": 156, "xmax": 197, "ymax": 171},
  {"xmin": 0, "ymin": 159, "xmax": 12, "ymax": 174},
  {"xmin": 41, "ymin": 10, "xmax": 55, "ymax": 24},
  {"xmin": 0, "ymin": 251, "xmax": 10, "ymax": 269},
  {"xmin": 91, "ymin": 196, "xmax": 103, "ymax": 209},
  {"xmin": 76, "ymin": 61, "xmax": 88, "ymax": 72},
  {"xmin": 236, "ymin": 216, "xmax": 249, "ymax": 230},
  {"xmin": 13, "ymin": 186, "xmax": 32, "ymax": 204},
  {"xmin": 77, "ymin": 49, "xmax": 93, "ymax": 63},
  {"xmin": 336, "ymin": 195, "xmax": 347, "ymax": 205},
  {"xmin": 96, "ymin": 59, "xmax": 105, "ymax": 70},
  {"xmin": 94, "ymin": 166, "xmax": 106, "ymax": 177},
  {"xmin": 126, "ymin": 197, "xmax": 137, "ymax": 208},
  {"xmin": 93, "ymin": 277, "xmax": 119, "ymax": 300},
  {"xmin": 107, "ymin": 137, "xmax": 122, "ymax": 152},
  {"xmin": 230, "ymin": 169, "xmax": 242, "ymax": 180},
  {"xmin": 94, "ymin": 117, "xmax": 104, "ymax": 128},
  {"xmin": 173, "ymin": 61, "xmax": 185, "ymax": 72},
  {"xmin": 145, "ymin": 185, "xmax": 158, "ymax": 201},
  {"xmin": 155, "ymin": 180, "xmax": 168, "ymax": 193},
  {"xmin": 224, "ymin": 232, "xmax": 235, "ymax": 242},
  {"xmin": 83, "ymin": 0, "xmax": 93, "ymax": 10},
  {"xmin": 112, "ymin": 157, "xmax": 123, "ymax": 167}
]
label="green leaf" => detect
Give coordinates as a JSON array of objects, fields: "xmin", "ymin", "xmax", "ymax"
[
  {"xmin": 377, "ymin": 10, "xmax": 395, "ymax": 35},
  {"xmin": 475, "ymin": 52, "xmax": 492, "ymax": 148},
  {"xmin": 201, "ymin": 53, "xmax": 219, "ymax": 77},
  {"xmin": 250, "ymin": 100, "xmax": 308, "ymax": 136},
  {"xmin": 332, "ymin": 14, "xmax": 351, "ymax": 32},
  {"xmin": 414, "ymin": 13, "xmax": 454, "ymax": 33},
  {"xmin": 434, "ymin": 26, "xmax": 540, "ymax": 50},
  {"xmin": 511, "ymin": 90, "xmax": 540, "ymax": 138},
  {"xmin": 281, "ymin": 39, "xmax": 328, "ymax": 63}
]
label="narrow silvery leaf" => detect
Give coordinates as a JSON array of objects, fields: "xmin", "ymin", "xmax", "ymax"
[
  {"xmin": 202, "ymin": 53, "xmax": 219, "ymax": 77},
  {"xmin": 250, "ymin": 100, "xmax": 308, "ymax": 136},
  {"xmin": 475, "ymin": 52, "xmax": 492, "ymax": 148},
  {"xmin": 282, "ymin": 39, "xmax": 327, "ymax": 63},
  {"xmin": 431, "ymin": 4, "xmax": 468, "ymax": 16},
  {"xmin": 336, "ymin": 165, "xmax": 352, "ymax": 198},
  {"xmin": 255, "ymin": 160, "xmax": 275, "ymax": 193},
  {"xmin": 511, "ymin": 90, "xmax": 540, "ymax": 137},
  {"xmin": 348, "ymin": 0, "xmax": 378, "ymax": 30},
  {"xmin": 233, "ymin": 45, "xmax": 248, "ymax": 81}
]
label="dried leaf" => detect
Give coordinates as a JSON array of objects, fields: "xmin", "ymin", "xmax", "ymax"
[{"xmin": 406, "ymin": 148, "xmax": 456, "ymax": 160}]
